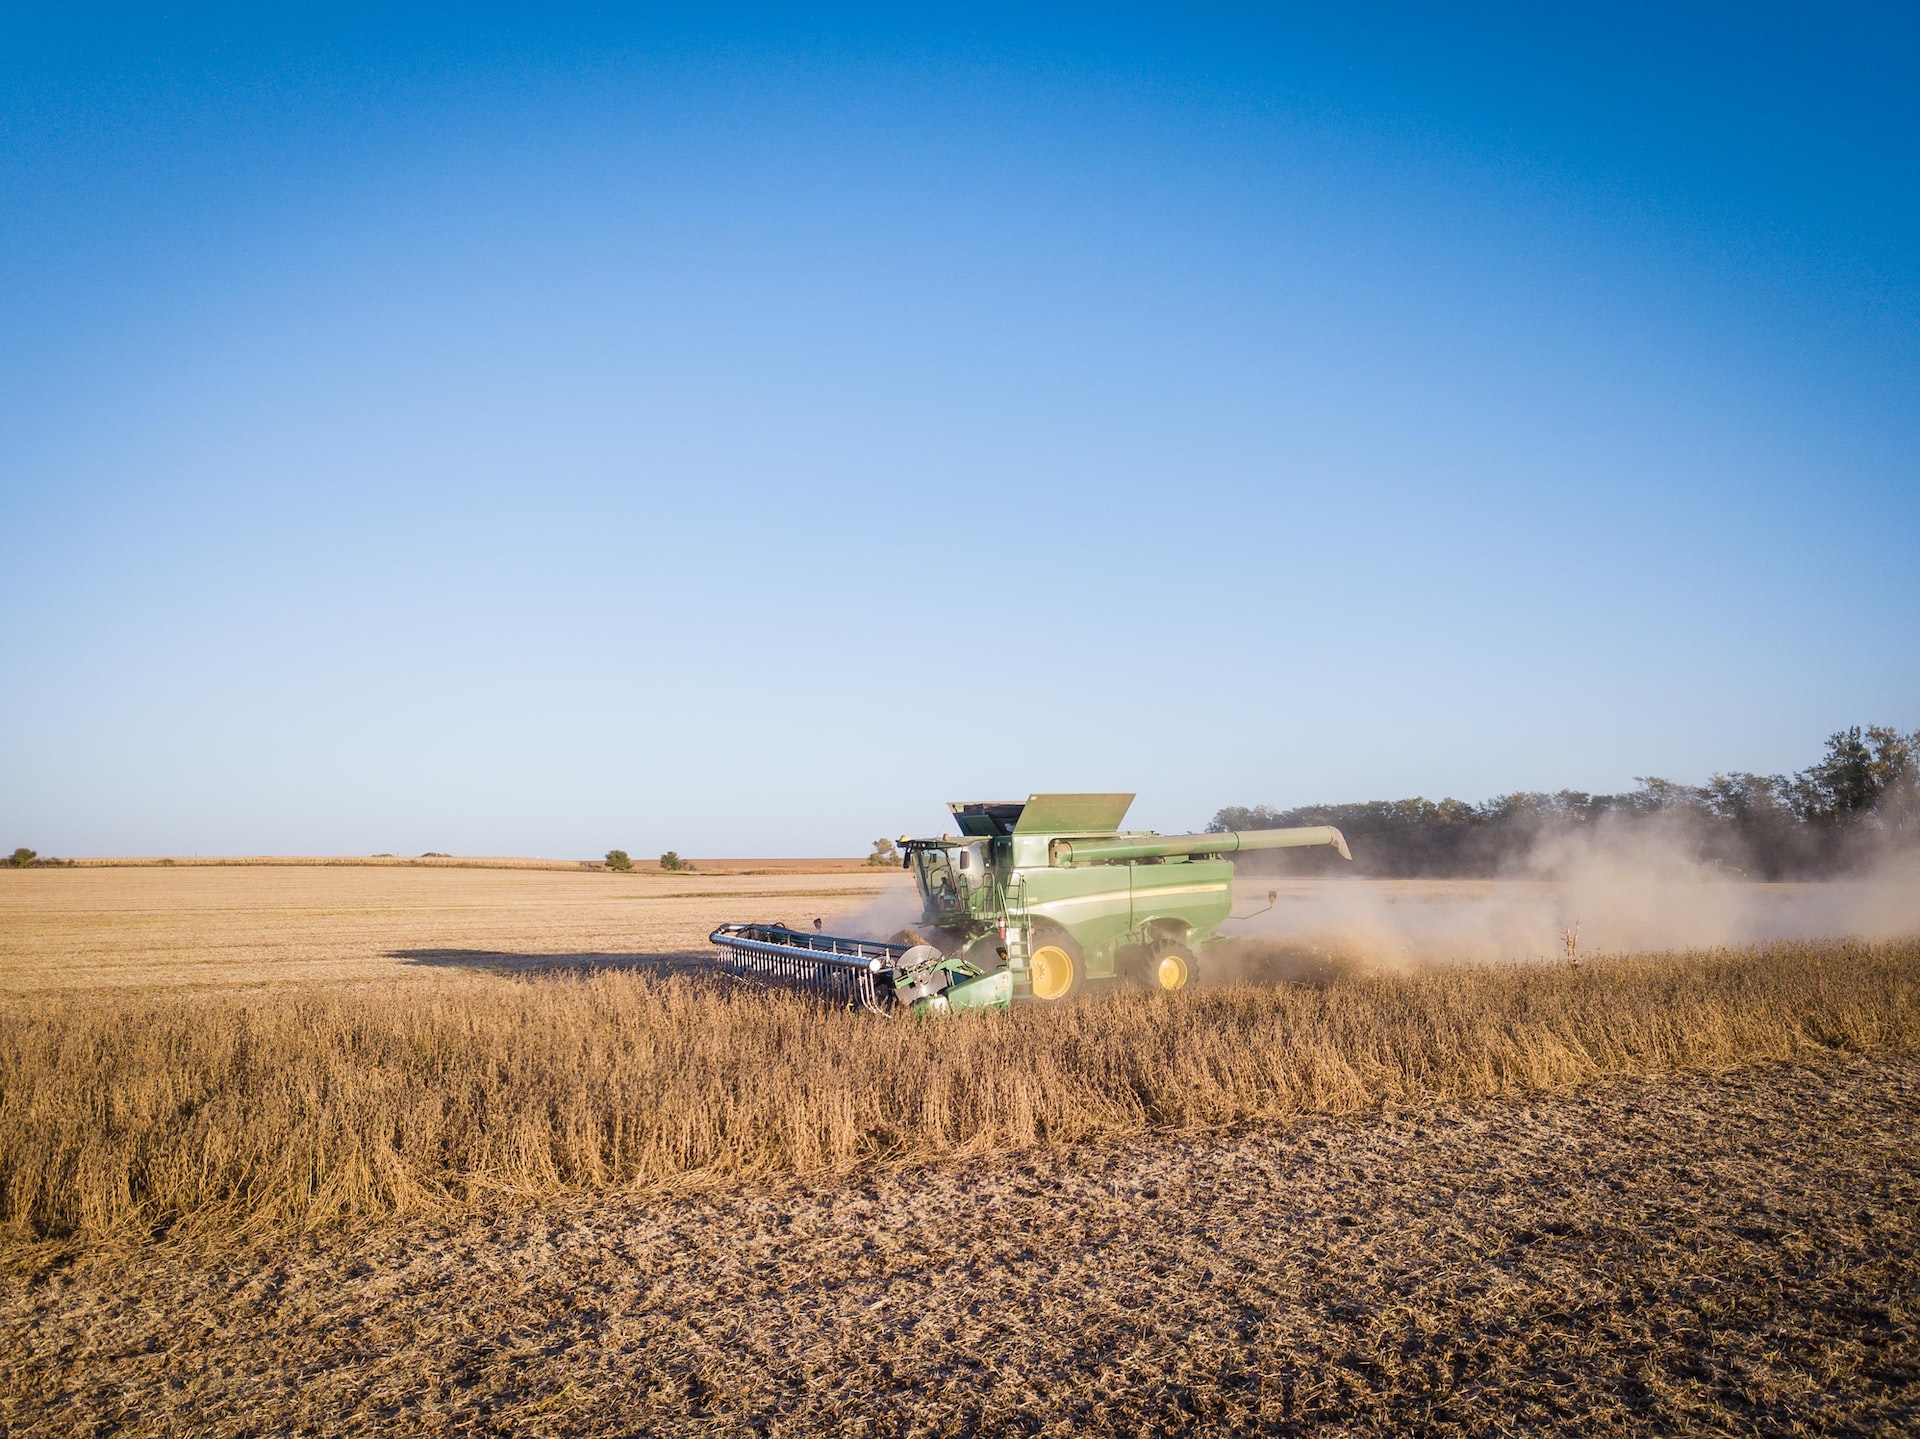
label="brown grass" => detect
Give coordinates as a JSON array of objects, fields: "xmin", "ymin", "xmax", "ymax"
[{"xmin": 3, "ymin": 939, "xmax": 1915, "ymax": 1250}]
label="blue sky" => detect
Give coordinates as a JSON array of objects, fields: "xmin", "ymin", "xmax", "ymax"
[{"xmin": 3, "ymin": 4, "xmax": 1916, "ymax": 856}]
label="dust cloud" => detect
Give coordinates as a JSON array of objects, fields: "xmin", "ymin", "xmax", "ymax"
[
  {"xmin": 819, "ymin": 825, "xmax": 1920, "ymax": 976},
  {"xmin": 826, "ymin": 882, "xmax": 926, "ymax": 943},
  {"xmin": 1216, "ymin": 821, "xmax": 1920, "ymax": 974}
]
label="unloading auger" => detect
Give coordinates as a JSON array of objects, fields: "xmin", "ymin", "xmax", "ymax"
[{"xmin": 708, "ymin": 793, "xmax": 1349, "ymax": 1013}]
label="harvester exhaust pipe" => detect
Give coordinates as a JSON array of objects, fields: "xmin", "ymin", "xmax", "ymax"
[{"xmin": 1049, "ymin": 825, "xmax": 1352, "ymax": 866}]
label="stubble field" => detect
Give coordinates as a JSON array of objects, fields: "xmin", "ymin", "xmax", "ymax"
[
  {"xmin": 1, "ymin": 862, "xmax": 1916, "ymax": 1434},
  {"xmin": 0, "ymin": 860, "xmax": 896, "ymax": 993}
]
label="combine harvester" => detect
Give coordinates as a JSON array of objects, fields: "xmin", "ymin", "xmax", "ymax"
[{"xmin": 709, "ymin": 793, "xmax": 1349, "ymax": 1013}]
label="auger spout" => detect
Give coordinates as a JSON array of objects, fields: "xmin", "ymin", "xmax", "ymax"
[{"xmin": 1049, "ymin": 825, "xmax": 1351, "ymax": 866}]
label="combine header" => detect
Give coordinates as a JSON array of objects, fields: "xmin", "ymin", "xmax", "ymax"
[{"xmin": 709, "ymin": 793, "xmax": 1348, "ymax": 1013}]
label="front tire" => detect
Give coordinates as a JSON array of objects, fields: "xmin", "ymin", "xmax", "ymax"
[{"xmin": 1027, "ymin": 929, "xmax": 1085, "ymax": 1001}]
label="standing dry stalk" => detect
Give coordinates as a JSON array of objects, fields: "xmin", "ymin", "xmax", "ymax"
[{"xmin": 1, "ymin": 939, "xmax": 1914, "ymax": 1248}]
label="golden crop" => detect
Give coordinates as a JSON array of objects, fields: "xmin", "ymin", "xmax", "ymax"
[{"xmin": 3, "ymin": 939, "xmax": 1914, "ymax": 1248}]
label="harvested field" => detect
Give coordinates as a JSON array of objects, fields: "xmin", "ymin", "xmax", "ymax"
[
  {"xmin": 3, "ymin": 1051, "xmax": 1915, "ymax": 1435},
  {"xmin": 2, "ymin": 864, "xmax": 1916, "ymax": 1433},
  {"xmin": 0, "ymin": 862, "xmax": 898, "ymax": 992}
]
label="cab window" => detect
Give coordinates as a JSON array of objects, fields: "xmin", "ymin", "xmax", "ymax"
[{"xmin": 914, "ymin": 849, "xmax": 958, "ymax": 908}]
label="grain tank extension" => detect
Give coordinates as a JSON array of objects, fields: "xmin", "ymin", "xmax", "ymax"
[{"xmin": 708, "ymin": 793, "xmax": 1349, "ymax": 1012}]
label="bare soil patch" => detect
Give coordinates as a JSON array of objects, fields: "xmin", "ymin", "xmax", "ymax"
[{"xmin": 4, "ymin": 1051, "xmax": 1914, "ymax": 1436}]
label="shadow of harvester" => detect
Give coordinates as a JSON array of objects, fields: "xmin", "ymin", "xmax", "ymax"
[{"xmin": 391, "ymin": 948, "xmax": 720, "ymax": 981}]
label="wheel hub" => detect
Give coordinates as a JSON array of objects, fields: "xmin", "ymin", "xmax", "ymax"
[{"xmin": 1030, "ymin": 944, "xmax": 1074, "ymax": 1001}]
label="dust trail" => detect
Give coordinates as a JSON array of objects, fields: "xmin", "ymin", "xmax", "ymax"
[
  {"xmin": 1216, "ymin": 823, "xmax": 1920, "ymax": 975},
  {"xmin": 823, "ymin": 879, "xmax": 925, "ymax": 942},
  {"xmin": 821, "ymin": 827, "xmax": 1920, "ymax": 976}
]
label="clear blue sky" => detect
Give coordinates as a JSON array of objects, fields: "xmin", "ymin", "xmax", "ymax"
[{"xmin": 3, "ymin": 4, "xmax": 1916, "ymax": 857}]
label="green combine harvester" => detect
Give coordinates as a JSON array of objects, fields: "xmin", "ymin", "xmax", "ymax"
[{"xmin": 709, "ymin": 793, "xmax": 1349, "ymax": 1013}]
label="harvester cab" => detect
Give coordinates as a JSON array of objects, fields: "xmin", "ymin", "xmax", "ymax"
[
  {"xmin": 905, "ymin": 841, "xmax": 967, "ymax": 917},
  {"xmin": 709, "ymin": 793, "xmax": 1350, "ymax": 1014}
]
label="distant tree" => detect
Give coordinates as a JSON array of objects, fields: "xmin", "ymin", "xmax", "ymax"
[
  {"xmin": 659, "ymin": 851, "xmax": 693, "ymax": 872},
  {"xmin": 6, "ymin": 848, "xmax": 36, "ymax": 868},
  {"xmin": 1794, "ymin": 727, "xmax": 1882, "ymax": 825},
  {"xmin": 1696, "ymin": 771, "xmax": 1803, "ymax": 877},
  {"xmin": 1209, "ymin": 724, "xmax": 1916, "ymax": 880},
  {"xmin": 865, "ymin": 838, "xmax": 899, "ymax": 867},
  {"xmin": 604, "ymin": 849, "xmax": 633, "ymax": 873},
  {"xmin": 1871, "ymin": 727, "xmax": 1920, "ymax": 839}
]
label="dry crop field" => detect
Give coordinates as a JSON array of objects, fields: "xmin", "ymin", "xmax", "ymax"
[{"xmin": 1, "ymin": 863, "xmax": 1917, "ymax": 1435}]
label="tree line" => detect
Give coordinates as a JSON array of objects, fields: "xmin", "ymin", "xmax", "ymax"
[{"xmin": 1209, "ymin": 725, "xmax": 1920, "ymax": 879}]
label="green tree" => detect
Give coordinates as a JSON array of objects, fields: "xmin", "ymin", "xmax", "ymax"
[
  {"xmin": 1871, "ymin": 727, "xmax": 1920, "ymax": 837},
  {"xmin": 6, "ymin": 848, "xmax": 36, "ymax": 868},
  {"xmin": 1790, "ymin": 726, "xmax": 1916, "ymax": 823},
  {"xmin": 604, "ymin": 849, "xmax": 633, "ymax": 873},
  {"xmin": 659, "ymin": 851, "xmax": 692, "ymax": 872},
  {"xmin": 865, "ymin": 838, "xmax": 899, "ymax": 867}
]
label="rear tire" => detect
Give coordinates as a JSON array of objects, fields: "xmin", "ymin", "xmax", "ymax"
[
  {"xmin": 1026, "ymin": 929, "xmax": 1085, "ymax": 1002},
  {"xmin": 1150, "ymin": 939, "xmax": 1197, "ymax": 993}
]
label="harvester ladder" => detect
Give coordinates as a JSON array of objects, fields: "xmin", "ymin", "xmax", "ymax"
[{"xmin": 999, "ymin": 874, "xmax": 1033, "ymax": 973}]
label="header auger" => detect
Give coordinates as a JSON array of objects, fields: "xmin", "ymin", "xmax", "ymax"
[{"xmin": 708, "ymin": 793, "xmax": 1349, "ymax": 1013}]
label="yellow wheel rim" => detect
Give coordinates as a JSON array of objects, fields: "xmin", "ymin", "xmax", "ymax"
[
  {"xmin": 1030, "ymin": 944, "xmax": 1075, "ymax": 1001},
  {"xmin": 1155, "ymin": 950, "xmax": 1191, "ymax": 991}
]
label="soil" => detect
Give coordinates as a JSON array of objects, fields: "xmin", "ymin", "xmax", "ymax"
[{"xmin": 4, "ymin": 1050, "xmax": 1915, "ymax": 1436}]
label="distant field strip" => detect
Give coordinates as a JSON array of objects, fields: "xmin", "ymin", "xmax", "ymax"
[
  {"xmin": 2, "ymin": 941, "xmax": 1915, "ymax": 1248},
  {"xmin": 0, "ymin": 865, "xmax": 901, "ymax": 992}
]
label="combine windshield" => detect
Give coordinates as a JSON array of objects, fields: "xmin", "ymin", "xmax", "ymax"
[{"xmin": 912, "ymin": 849, "xmax": 961, "ymax": 912}]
